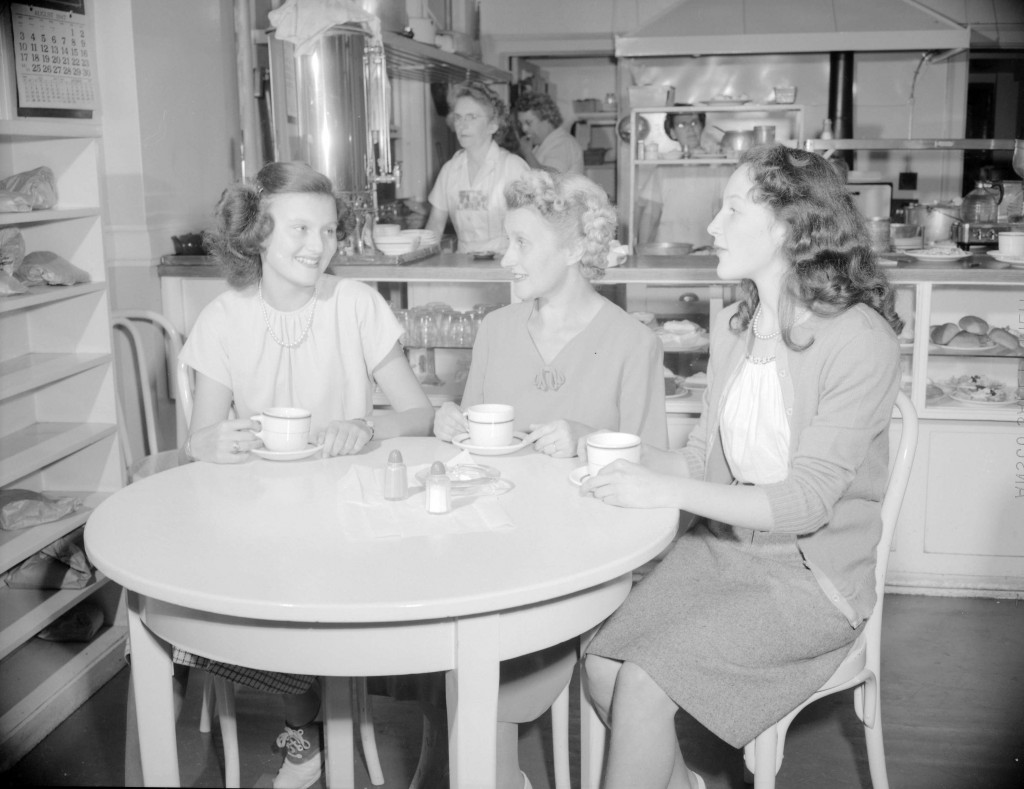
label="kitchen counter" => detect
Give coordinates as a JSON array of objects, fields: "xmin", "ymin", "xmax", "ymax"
[{"xmin": 159, "ymin": 251, "xmax": 1024, "ymax": 285}]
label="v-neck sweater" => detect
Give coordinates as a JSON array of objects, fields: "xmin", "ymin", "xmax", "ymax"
[{"xmin": 461, "ymin": 298, "xmax": 668, "ymax": 448}]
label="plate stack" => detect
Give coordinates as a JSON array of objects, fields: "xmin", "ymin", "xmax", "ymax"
[
  {"xmin": 374, "ymin": 231, "xmax": 419, "ymax": 257},
  {"xmin": 405, "ymin": 229, "xmax": 439, "ymax": 248}
]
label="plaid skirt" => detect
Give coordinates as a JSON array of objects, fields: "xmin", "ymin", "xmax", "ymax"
[
  {"xmin": 586, "ymin": 521, "xmax": 861, "ymax": 748},
  {"xmin": 171, "ymin": 648, "xmax": 315, "ymax": 694}
]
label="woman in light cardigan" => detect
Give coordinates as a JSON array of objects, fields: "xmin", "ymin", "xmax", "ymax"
[{"xmin": 582, "ymin": 144, "xmax": 903, "ymax": 789}]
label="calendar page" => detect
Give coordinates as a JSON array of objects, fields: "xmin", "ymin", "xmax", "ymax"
[{"xmin": 11, "ymin": 1, "xmax": 97, "ymax": 118}]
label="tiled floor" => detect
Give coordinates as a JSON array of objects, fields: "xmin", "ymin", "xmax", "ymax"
[{"xmin": 3, "ymin": 594, "xmax": 1023, "ymax": 788}]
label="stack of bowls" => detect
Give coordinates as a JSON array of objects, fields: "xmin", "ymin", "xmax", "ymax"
[
  {"xmin": 374, "ymin": 234, "xmax": 419, "ymax": 257},
  {"xmin": 405, "ymin": 229, "xmax": 439, "ymax": 248}
]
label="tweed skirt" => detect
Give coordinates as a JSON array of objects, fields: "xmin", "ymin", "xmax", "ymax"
[{"xmin": 586, "ymin": 521, "xmax": 862, "ymax": 748}]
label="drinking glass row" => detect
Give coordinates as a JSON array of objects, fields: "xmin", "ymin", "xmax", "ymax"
[{"xmin": 393, "ymin": 302, "xmax": 501, "ymax": 348}]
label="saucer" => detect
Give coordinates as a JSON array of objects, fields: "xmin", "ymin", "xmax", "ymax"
[
  {"xmin": 568, "ymin": 466, "xmax": 591, "ymax": 486},
  {"xmin": 452, "ymin": 432, "xmax": 530, "ymax": 456},
  {"xmin": 988, "ymin": 251, "xmax": 1024, "ymax": 265},
  {"xmin": 252, "ymin": 443, "xmax": 323, "ymax": 461}
]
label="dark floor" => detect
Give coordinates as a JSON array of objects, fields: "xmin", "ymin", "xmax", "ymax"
[{"xmin": 3, "ymin": 595, "xmax": 1023, "ymax": 788}]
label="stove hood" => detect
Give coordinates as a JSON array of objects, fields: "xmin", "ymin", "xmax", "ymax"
[{"xmin": 615, "ymin": 0, "xmax": 970, "ymax": 57}]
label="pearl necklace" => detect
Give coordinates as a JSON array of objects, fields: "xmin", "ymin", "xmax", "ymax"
[
  {"xmin": 258, "ymin": 281, "xmax": 318, "ymax": 348},
  {"xmin": 751, "ymin": 305, "xmax": 781, "ymax": 340}
]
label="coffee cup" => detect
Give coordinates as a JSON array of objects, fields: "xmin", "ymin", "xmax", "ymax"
[
  {"xmin": 251, "ymin": 407, "xmax": 311, "ymax": 452},
  {"xmin": 465, "ymin": 404, "xmax": 515, "ymax": 447},
  {"xmin": 586, "ymin": 432, "xmax": 642, "ymax": 478},
  {"xmin": 997, "ymin": 231, "xmax": 1024, "ymax": 258}
]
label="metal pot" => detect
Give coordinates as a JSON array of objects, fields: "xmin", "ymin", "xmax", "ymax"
[
  {"xmin": 906, "ymin": 202, "xmax": 960, "ymax": 245},
  {"xmin": 718, "ymin": 130, "xmax": 755, "ymax": 154},
  {"xmin": 637, "ymin": 242, "xmax": 694, "ymax": 256}
]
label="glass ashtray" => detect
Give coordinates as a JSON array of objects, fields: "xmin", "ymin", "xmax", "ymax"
[{"xmin": 414, "ymin": 464, "xmax": 513, "ymax": 496}]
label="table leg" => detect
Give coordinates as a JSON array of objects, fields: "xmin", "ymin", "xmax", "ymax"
[
  {"xmin": 322, "ymin": 676, "xmax": 354, "ymax": 789},
  {"xmin": 127, "ymin": 592, "xmax": 180, "ymax": 787},
  {"xmin": 447, "ymin": 615, "xmax": 500, "ymax": 789}
]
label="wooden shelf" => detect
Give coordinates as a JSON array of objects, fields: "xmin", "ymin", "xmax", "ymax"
[
  {"xmin": 0, "ymin": 494, "xmax": 105, "ymax": 572},
  {"xmin": 0, "ymin": 570, "xmax": 112, "ymax": 661},
  {"xmin": 0, "ymin": 624, "xmax": 126, "ymax": 771},
  {"xmin": 0, "ymin": 282, "xmax": 106, "ymax": 314},
  {"xmin": 0, "ymin": 353, "xmax": 110, "ymax": 400},
  {"xmin": 0, "ymin": 423, "xmax": 117, "ymax": 488},
  {"xmin": 0, "ymin": 118, "xmax": 101, "ymax": 139},
  {"xmin": 0, "ymin": 207, "xmax": 100, "ymax": 227}
]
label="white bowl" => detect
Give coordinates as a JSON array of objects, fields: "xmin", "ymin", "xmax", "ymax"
[{"xmin": 374, "ymin": 223, "xmax": 400, "ymax": 237}]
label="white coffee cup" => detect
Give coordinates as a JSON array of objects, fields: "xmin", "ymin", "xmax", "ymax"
[
  {"xmin": 465, "ymin": 403, "xmax": 515, "ymax": 447},
  {"xmin": 586, "ymin": 432, "xmax": 642, "ymax": 478},
  {"xmin": 251, "ymin": 407, "xmax": 311, "ymax": 452},
  {"xmin": 998, "ymin": 231, "xmax": 1024, "ymax": 258}
]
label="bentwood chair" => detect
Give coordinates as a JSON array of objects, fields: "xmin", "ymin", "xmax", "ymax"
[
  {"xmin": 176, "ymin": 361, "xmax": 386, "ymax": 787},
  {"xmin": 580, "ymin": 390, "xmax": 918, "ymax": 789},
  {"xmin": 111, "ymin": 310, "xmax": 185, "ymax": 484}
]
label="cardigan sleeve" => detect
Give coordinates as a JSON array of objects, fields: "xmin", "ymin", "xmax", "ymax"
[
  {"xmin": 459, "ymin": 311, "xmax": 492, "ymax": 409},
  {"xmin": 762, "ymin": 321, "xmax": 900, "ymax": 535}
]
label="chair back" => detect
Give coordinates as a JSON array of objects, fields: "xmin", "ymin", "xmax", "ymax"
[
  {"xmin": 863, "ymin": 390, "xmax": 918, "ymax": 668},
  {"xmin": 111, "ymin": 310, "xmax": 185, "ymax": 481}
]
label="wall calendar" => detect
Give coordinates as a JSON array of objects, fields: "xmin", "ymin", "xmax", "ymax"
[{"xmin": 11, "ymin": 1, "xmax": 96, "ymax": 118}]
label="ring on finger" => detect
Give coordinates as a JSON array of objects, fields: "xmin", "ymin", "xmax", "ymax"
[{"xmin": 232, "ymin": 440, "xmax": 241, "ymax": 454}]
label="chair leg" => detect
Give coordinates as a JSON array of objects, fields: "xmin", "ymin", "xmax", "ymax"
[
  {"xmin": 752, "ymin": 727, "xmax": 778, "ymax": 789},
  {"xmin": 199, "ymin": 671, "xmax": 215, "ymax": 733},
  {"xmin": 864, "ymin": 707, "xmax": 890, "ymax": 789},
  {"xmin": 579, "ymin": 670, "xmax": 606, "ymax": 789},
  {"xmin": 354, "ymin": 677, "xmax": 385, "ymax": 786},
  {"xmin": 213, "ymin": 677, "xmax": 240, "ymax": 789},
  {"xmin": 551, "ymin": 680, "xmax": 570, "ymax": 789},
  {"xmin": 409, "ymin": 713, "xmax": 437, "ymax": 789}
]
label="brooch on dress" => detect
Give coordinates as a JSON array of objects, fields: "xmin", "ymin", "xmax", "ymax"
[{"xmin": 534, "ymin": 368, "xmax": 566, "ymax": 392}]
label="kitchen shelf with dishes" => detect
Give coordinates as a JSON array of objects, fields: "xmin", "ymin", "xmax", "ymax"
[
  {"xmin": 625, "ymin": 104, "xmax": 805, "ymax": 247},
  {"xmin": 908, "ymin": 284, "xmax": 1024, "ymax": 421},
  {"xmin": 0, "ymin": 117, "xmax": 124, "ymax": 767}
]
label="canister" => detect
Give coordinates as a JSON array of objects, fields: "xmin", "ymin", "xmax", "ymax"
[
  {"xmin": 754, "ymin": 125, "xmax": 776, "ymax": 145},
  {"xmin": 865, "ymin": 217, "xmax": 890, "ymax": 252}
]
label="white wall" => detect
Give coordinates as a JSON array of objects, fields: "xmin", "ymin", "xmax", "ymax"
[{"xmin": 95, "ymin": 0, "xmax": 239, "ymax": 312}]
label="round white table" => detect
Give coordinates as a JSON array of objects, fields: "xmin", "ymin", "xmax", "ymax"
[{"xmin": 85, "ymin": 437, "xmax": 678, "ymax": 788}]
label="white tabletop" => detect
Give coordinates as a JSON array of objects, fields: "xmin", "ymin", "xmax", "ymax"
[{"xmin": 86, "ymin": 437, "xmax": 678, "ymax": 625}]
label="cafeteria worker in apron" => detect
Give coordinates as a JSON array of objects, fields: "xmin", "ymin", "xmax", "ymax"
[{"xmin": 425, "ymin": 80, "xmax": 529, "ymax": 255}]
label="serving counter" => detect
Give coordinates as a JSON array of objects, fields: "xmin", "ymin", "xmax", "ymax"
[{"xmin": 159, "ymin": 252, "xmax": 1024, "ymax": 599}]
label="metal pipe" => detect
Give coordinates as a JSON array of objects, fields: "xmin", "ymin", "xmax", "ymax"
[{"xmin": 828, "ymin": 52, "xmax": 854, "ymax": 167}]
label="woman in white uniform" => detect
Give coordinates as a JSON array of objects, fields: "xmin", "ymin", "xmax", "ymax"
[{"xmin": 426, "ymin": 80, "xmax": 529, "ymax": 254}]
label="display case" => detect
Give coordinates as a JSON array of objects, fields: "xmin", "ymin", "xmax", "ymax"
[
  {"xmin": 0, "ymin": 118, "xmax": 124, "ymax": 768},
  {"xmin": 626, "ymin": 104, "xmax": 805, "ymax": 247}
]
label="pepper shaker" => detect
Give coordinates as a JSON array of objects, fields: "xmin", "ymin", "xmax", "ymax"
[
  {"xmin": 425, "ymin": 461, "xmax": 451, "ymax": 514},
  {"xmin": 383, "ymin": 449, "xmax": 408, "ymax": 501}
]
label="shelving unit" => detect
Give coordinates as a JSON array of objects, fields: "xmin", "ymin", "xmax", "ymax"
[
  {"xmin": 626, "ymin": 103, "xmax": 805, "ymax": 247},
  {"xmin": 0, "ymin": 117, "xmax": 124, "ymax": 769}
]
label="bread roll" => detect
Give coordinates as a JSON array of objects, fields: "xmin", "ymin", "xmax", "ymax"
[
  {"xmin": 946, "ymin": 330, "xmax": 988, "ymax": 348},
  {"xmin": 989, "ymin": 327, "xmax": 1020, "ymax": 351},
  {"xmin": 959, "ymin": 315, "xmax": 989, "ymax": 334},
  {"xmin": 929, "ymin": 322, "xmax": 960, "ymax": 345}
]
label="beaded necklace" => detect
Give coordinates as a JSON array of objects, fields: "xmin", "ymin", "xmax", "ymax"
[{"xmin": 258, "ymin": 280, "xmax": 318, "ymax": 348}]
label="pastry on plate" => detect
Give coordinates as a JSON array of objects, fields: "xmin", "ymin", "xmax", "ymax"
[
  {"xmin": 989, "ymin": 327, "xmax": 1021, "ymax": 350},
  {"xmin": 958, "ymin": 315, "xmax": 989, "ymax": 334},
  {"xmin": 929, "ymin": 322, "xmax": 960, "ymax": 345},
  {"xmin": 946, "ymin": 329, "xmax": 990, "ymax": 349}
]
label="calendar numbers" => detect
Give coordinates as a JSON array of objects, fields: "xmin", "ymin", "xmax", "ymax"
[{"xmin": 12, "ymin": 2, "xmax": 96, "ymax": 116}]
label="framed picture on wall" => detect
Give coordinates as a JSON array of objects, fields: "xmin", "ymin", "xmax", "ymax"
[{"xmin": 8, "ymin": 0, "xmax": 97, "ymax": 119}]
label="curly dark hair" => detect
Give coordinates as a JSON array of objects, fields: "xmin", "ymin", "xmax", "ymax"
[
  {"xmin": 504, "ymin": 170, "xmax": 617, "ymax": 280},
  {"xmin": 729, "ymin": 144, "xmax": 903, "ymax": 347},
  {"xmin": 447, "ymin": 80, "xmax": 510, "ymax": 137},
  {"xmin": 515, "ymin": 92, "xmax": 563, "ymax": 128},
  {"xmin": 203, "ymin": 162, "xmax": 342, "ymax": 289}
]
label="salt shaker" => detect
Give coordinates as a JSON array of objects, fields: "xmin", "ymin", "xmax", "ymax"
[
  {"xmin": 425, "ymin": 461, "xmax": 451, "ymax": 514},
  {"xmin": 383, "ymin": 450, "xmax": 408, "ymax": 501}
]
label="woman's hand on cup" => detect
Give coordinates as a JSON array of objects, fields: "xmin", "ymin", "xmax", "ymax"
[
  {"xmin": 582, "ymin": 460, "xmax": 674, "ymax": 508},
  {"xmin": 433, "ymin": 401, "xmax": 468, "ymax": 442},
  {"xmin": 188, "ymin": 418, "xmax": 260, "ymax": 464},
  {"xmin": 527, "ymin": 420, "xmax": 586, "ymax": 458},
  {"xmin": 319, "ymin": 419, "xmax": 373, "ymax": 457}
]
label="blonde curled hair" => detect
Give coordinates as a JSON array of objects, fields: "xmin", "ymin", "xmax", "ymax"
[{"xmin": 504, "ymin": 170, "xmax": 617, "ymax": 279}]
